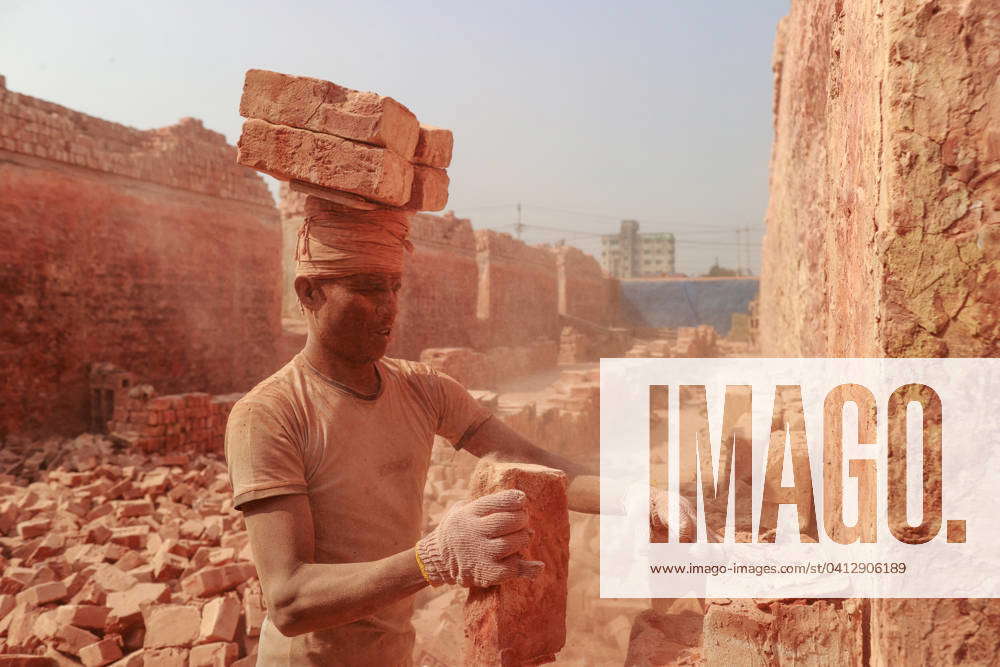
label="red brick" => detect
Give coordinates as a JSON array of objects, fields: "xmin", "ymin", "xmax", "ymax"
[
  {"xmin": 15, "ymin": 580, "xmax": 67, "ymax": 607},
  {"xmin": 92, "ymin": 565, "xmax": 139, "ymax": 596},
  {"xmin": 113, "ymin": 648, "xmax": 188, "ymax": 666},
  {"xmin": 55, "ymin": 604, "xmax": 110, "ymax": 631},
  {"xmin": 142, "ymin": 604, "xmax": 201, "ymax": 648},
  {"xmin": 151, "ymin": 549, "xmax": 188, "ymax": 582},
  {"xmin": 115, "ymin": 500, "xmax": 154, "ymax": 519},
  {"xmin": 0, "ymin": 656, "xmax": 54, "ymax": 666},
  {"xmin": 463, "ymin": 461, "xmax": 570, "ymax": 666},
  {"xmin": 236, "ymin": 118, "xmax": 414, "ymax": 207},
  {"xmin": 413, "ymin": 124, "xmax": 454, "ymax": 168},
  {"xmin": 0, "ymin": 593, "xmax": 15, "ymax": 621},
  {"xmin": 109, "ymin": 525, "xmax": 149, "ymax": 550},
  {"xmin": 405, "ymin": 165, "xmax": 449, "ymax": 211},
  {"xmin": 180, "ymin": 563, "xmax": 256, "ymax": 598},
  {"xmin": 198, "ymin": 594, "xmax": 241, "ymax": 643},
  {"xmin": 15, "ymin": 517, "xmax": 50, "ymax": 539},
  {"xmin": 4, "ymin": 606, "xmax": 43, "ymax": 651},
  {"xmin": 79, "ymin": 637, "xmax": 124, "ymax": 667},
  {"xmin": 106, "ymin": 582, "xmax": 170, "ymax": 628},
  {"xmin": 180, "ymin": 519, "xmax": 205, "ymax": 541},
  {"xmin": 188, "ymin": 641, "xmax": 238, "ymax": 667},
  {"xmin": 53, "ymin": 623, "xmax": 100, "ymax": 656},
  {"xmin": 241, "ymin": 584, "xmax": 266, "ymax": 637},
  {"xmin": 239, "ymin": 68, "xmax": 420, "ymax": 160},
  {"xmin": 207, "ymin": 548, "xmax": 234, "ymax": 567}
]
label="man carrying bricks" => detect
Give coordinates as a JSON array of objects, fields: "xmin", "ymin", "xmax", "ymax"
[{"xmin": 225, "ymin": 70, "xmax": 689, "ymax": 666}]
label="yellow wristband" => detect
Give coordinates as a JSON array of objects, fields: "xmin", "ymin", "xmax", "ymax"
[{"xmin": 414, "ymin": 546, "xmax": 433, "ymax": 584}]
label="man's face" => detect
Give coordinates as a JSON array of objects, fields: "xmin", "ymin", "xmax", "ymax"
[{"xmin": 312, "ymin": 272, "xmax": 402, "ymax": 365}]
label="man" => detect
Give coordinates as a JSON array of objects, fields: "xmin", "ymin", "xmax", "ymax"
[{"xmin": 225, "ymin": 197, "xmax": 683, "ymax": 665}]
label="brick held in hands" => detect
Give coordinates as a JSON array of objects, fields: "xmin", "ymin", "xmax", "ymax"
[
  {"xmin": 463, "ymin": 461, "xmax": 570, "ymax": 667},
  {"xmin": 413, "ymin": 124, "xmax": 454, "ymax": 168},
  {"xmin": 236, "ymin": 119, "xmax": 414, "ymax": 207},
  {"xmin": 405, "ymin": 165, "xmax": 450, "ymax": 212},
  {"xmin": 240, "ymin": 68, "xmax": 420, "ymax": 160}
]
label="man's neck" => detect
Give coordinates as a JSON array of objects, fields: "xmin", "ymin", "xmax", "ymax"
[{"xmin": 301, "ymin": 338, "xmax": 379, "ymax": 395}]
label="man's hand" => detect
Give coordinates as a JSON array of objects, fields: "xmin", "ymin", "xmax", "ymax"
[
  {"xmin": 650, "ymin": 487, "xmax": 721, "ymax": 542},
  {"xmin": 416, "ymin": 489, "xmax": 545, "ymax": 587}
]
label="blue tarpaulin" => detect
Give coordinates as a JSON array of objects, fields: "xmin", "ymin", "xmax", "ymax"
[{"xmin": 618, "ymin": 278, "xmax": 758, "ymax": 336}]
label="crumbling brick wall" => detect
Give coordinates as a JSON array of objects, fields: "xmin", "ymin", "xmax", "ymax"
[
  {"xmin": 758, "ymin": 0, "xmax": 999, "ymax": 662},
  {"xmin": 390, "ymin": 212, "xmax": 479, "ymax": 360},
  {"xmin": 554, "ymin": 245, "xmax": 613, "ymax": 326},
  {"xmin": 476, "ymin": 229, "xmax": 560, "ymax": 348},
  {"xmin": 760, "ymin": 0, "xmax": 999, "ymax": 358},
  {"xmin": 0, "ymin": 78, "xmax": 281, "ymax": 438}
]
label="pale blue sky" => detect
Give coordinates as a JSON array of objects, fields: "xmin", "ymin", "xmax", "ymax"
[{"xmin": 1, "ymin": 1, "xmax": 788, "ymax": 275}]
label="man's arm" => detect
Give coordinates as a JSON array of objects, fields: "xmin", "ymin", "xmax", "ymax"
[
  {"xmin": 243, "ymin": 489, "xmax": 541, "ymax": 637},
  {"xmin": 243, "ymin": 493, "xmax": 427, "ymax": 637},
  {"xmin": 461, "ymin": 416, "xmax": 602, "ymax": 514}
]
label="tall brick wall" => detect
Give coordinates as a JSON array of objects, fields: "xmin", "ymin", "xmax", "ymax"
[
  {"xmin": 0, "ymin": 78, "xmax": 281, "ymax": 438},
  {"xmin": 476, "ymin": 230, "xmax": 560, "ymax": 348},
  {"xmin": 389, "ymin": 213, "xmax": 479, "ymax": 360},
  {"xmin": 760, "ymin": 0, "xmax": 999, "ymax": 358},
  {"xmin": 554, "ymin": 245, "xmax": 612, "ymax": 326},
  {"xmin": 758, "ymin": 1, "xmax": 999, "ymax": 663}
]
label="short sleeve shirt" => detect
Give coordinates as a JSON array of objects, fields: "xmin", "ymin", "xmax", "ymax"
[{"xmin": 224, "ymin": 354, "xmax": 492, "ymax": 666}]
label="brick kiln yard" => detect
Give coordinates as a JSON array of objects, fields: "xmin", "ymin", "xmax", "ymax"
[
  {"xmin": 0, "ymin": 60, "xmax": 754, "ymax": 666},
  {"xmin": 3, "ymin": 0, "xmax": 998, "ymax": 662}
]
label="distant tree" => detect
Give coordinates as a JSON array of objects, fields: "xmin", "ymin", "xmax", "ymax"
[{"xmin": 704, "ymin": 262, "xmax": 739, "ymax": 277}]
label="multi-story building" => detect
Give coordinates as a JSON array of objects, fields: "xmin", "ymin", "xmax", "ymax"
[{"xmin": 600, "ymin": 220, "xmax": 675, "ymax": 278}]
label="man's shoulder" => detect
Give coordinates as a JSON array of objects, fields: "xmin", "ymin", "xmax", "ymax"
[
  {"xmin": 380, "ymin": 356, "xmax": 439, "ymax": 379},
  {"xmin": 232, "ymin": 356, "xmax": 305, "ymax": 416}
]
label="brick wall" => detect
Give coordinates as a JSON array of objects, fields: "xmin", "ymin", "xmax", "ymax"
[
  {"xmin": 757, "ymin": 1, "xmax": 999, "ymax": 662},
  {"xmin": 759, "ymin": 0, "xmax": 999, "ymax": 358},
  {"xmin": 555, "ymin": 245, "xmax": 612, "ymax": 326},
  {"xmin": 389, "ymin": 212, "xmax": 479, "ymax": 360},
  {"xmin": 475, "ymin": 230, "xmax": 560, "ymax": 348},
  {"xmin": 0, "ymin": 79, "xmax": 281, "ymax": 438}
]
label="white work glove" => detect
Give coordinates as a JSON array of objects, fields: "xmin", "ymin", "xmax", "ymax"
[
  {"xmin": 650, "ymin": 487, "xmax": 699, "ymax": 541},
  {"xmin": 416, "ymin": 489, "xmax": 545, "ymax": 588}
]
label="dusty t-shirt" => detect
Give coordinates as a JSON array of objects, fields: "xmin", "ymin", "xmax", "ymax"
[{"xmin": 224, "ymin": 354, "xmax": 491, "ymax": 666}]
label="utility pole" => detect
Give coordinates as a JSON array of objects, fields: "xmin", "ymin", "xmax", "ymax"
[
  {"xmin": 742, "ymin": 225, "xmax": 753, "ymax": 276},
  {"xmin": 514, "ymin": 202, "xmax": 523, "ymax": 239},
  {"xmin": 735, "ymin": 228, "xmax": 743, "ymax": 276}
]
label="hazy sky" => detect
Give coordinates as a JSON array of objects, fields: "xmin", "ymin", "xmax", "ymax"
[{"xmin": 1, "ymin": 1, "xmax": 788, "ymax": 275}]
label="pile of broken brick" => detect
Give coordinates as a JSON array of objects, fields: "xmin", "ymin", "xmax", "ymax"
[{"xmin": 0, "ymin": 435, "xmax": 263, "ymax": 666}]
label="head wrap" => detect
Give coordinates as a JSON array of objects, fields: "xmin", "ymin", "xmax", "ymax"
[{"xmin": 295, "ymin": 196, "xmax": 414, "ymax": 279}]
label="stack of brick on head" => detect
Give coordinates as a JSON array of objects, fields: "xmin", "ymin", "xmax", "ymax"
[
  {"xmin": 236, "ymin": 68, "xmax": 453, "ymax": 293},
  {"xmin": 236, "ymin": 68, "xmax": 453, "ymax": 214}
]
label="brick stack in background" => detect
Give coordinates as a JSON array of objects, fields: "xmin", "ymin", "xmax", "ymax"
[
  {"xmin": 106, "ymin": 386, "xmax": 243, "ymax": 455},
  {"xmin": 0, "ymin": 438, "xmax": 264, "ymax": 665},
  {"xmin": 236, "ymin": 69, "xmax": 452, "ymax": 211}
]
